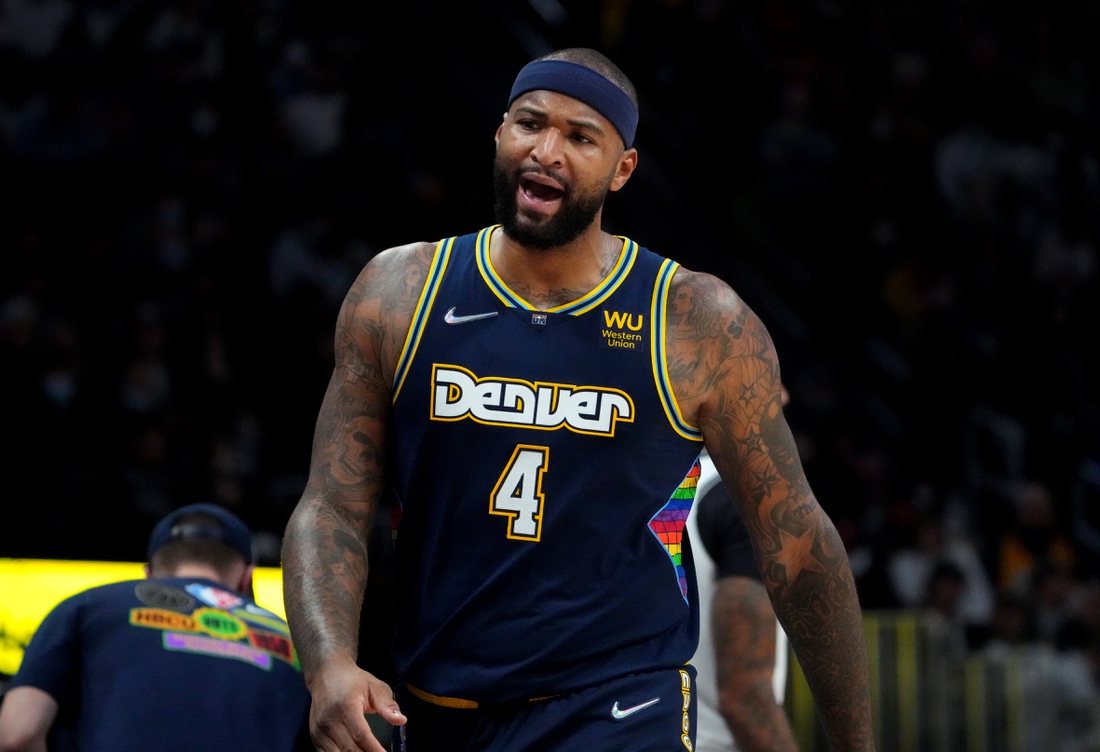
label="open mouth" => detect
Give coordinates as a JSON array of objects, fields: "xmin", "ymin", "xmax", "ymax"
[{"xmin": 520, "ymin": 176, "xmax": 565, "ymax": 205}]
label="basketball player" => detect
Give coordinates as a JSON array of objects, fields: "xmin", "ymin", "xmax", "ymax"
[{"xmin": 282, "ymin": 48, "xmax": 875, "ymax": 752}]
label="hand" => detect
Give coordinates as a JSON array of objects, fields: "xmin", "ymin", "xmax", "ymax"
[{"xmin": 307, "ymin": 660, "xmax": 407, "ymax": 752}]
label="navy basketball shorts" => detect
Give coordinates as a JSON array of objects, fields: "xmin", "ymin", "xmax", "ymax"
[{"xmin": 393, "ymin": 665, "xmax": 697, "ymax": 752}]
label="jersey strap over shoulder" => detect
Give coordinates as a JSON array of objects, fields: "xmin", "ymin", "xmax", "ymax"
[
  {"xmin": 651, "ymin": 259, "xmax": 703, "ymax": 441},
  {"xmin": 392, "ymin": 236, "xmax": 456, "ymax": 402}
]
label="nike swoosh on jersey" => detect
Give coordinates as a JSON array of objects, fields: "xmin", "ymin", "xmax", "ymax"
[
  {"xmin": 610, "ymin": 697, "xmax": 661, "ymax": 720},
  {"xmin": 444, "ymin": 307, "xmax": 498, "ymax": 325}
]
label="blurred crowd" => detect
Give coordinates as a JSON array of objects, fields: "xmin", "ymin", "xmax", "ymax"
[{"xmin": 1, "ymin": 0, "xmax": 1099, "ymax": 736}]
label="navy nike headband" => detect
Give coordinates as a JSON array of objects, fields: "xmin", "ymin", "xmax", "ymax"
[{"xmin": 507, "ymin": 60, "xmax": 638, "ymax": 148}]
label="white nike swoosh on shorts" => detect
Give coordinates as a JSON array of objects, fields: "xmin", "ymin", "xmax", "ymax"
[
  {"xmin": 610, "ymin": 697, "xmax": 661, "ymax": 720},
  {"xmin": 444, "ymin": 307, "xmax": 498, "ymax": 324}
]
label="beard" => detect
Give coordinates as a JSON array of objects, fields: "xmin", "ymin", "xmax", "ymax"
[{"xmin": 492, "ymin": 155, "xmax": 611, "ymax": 251}]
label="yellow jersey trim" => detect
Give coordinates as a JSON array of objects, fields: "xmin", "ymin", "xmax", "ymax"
[
  {"xmin": 475, "ymin": 227, "xmax": 638, "ymax": 316},
  {"xmin": 563, "ymin": 238, "xmax": 637, "ymax": 316},
  {"xmin": 405, "ymin": 684, "xmax": 560, "ymax": 707},
  {"xmin": 651, "ymin": 259, "xmax": 703, "ymax": 441},
  {"xmin": 476, "ymin": 226, "xmax": 533, "ymax": 310},
  {"xmin": 406, "ymin": 684, "xmax": 479, "ymax": 709},
  {"xmin": 392, "ymin": 237, "xmax": 455, "ymax": 403}
]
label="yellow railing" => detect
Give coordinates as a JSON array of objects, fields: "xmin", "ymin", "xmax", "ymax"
[{"xmin": 786, "ymin": 611, "xmax": 1070, "ymax": 752}]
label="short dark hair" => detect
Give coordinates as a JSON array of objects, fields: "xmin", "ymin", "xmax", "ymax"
[
  {"xmin": 150, "ymin": 512, "xmax": 247, "ymax": 580},
  {"xmin": 536, "ymin": 48, "xmax": 638, "ymax": 109}
]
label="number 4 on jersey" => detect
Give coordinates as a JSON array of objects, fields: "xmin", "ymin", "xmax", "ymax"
[{"xmin": 490, "ymin": 445, "xmax": 549, "ymax": 541}]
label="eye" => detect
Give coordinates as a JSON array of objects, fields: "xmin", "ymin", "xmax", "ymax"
[
  {"xmin": 571, "ymin": 132, "xmax": 594, "ymax": 145},
  {"xmin": 517, "ymin": 119, "xmax": 540, "ymax": 130}
]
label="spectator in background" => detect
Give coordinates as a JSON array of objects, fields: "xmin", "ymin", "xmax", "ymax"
[
  {"xmin": 923, "ymin": 561, "xmax": 969, "ymax": 660},
  {"xmin": 1000, "ymin": 482, "xmax": 1077, "ymax": 596},
  {"xmin": 888, "ymin": 512, "xmax": 995, "ymax": 630},
  {"xmin": 984, "ymin": 593, "xmax": 1037, "ymax": 656},
  {"xmin": 1032, "ymin": 562, "xmax": 1083, "ymax": 646},
  {"xmin": 983, "ymin": 608, "xmax": 1100, "ymax": 752},
  {"xmin": 0, "ymin": 504, "xmax": 311, "ymax": 752}
]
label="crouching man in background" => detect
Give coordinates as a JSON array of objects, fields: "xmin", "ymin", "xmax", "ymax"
[{"xmin": 0, "ymin": 503, "xmax": 311, "ymax": 752}]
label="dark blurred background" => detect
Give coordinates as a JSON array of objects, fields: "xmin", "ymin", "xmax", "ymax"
[{"xmin": 2, "ymin": 0, "xmax": 1099, "ymax": 655}]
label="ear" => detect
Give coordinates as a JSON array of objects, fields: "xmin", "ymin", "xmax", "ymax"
[
  {"xmin": 495, "ymin": 115, "xmax": 506, "ymax": 146},
  {"xmin": 609, "ymin": 147, "xmax": 638, "ymax": 192}
]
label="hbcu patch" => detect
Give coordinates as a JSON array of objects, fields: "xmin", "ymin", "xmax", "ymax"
[{"xmin": 130, "ymin": 608, "xmax": 198, "ymax": 632}]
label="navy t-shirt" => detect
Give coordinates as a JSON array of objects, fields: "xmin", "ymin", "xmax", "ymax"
[{"xmin": 12, "ymin": 577, "xmax": 310, "ymax": 752}]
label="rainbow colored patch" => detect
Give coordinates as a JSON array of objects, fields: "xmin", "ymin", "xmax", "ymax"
[{"xmin": 648, "ymin": 458, "xmax": 700, "ymax": 602}]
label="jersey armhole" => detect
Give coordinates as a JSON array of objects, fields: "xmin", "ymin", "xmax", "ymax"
[
  {"xmin": 391, "ymin": 237, "xmax": 455, "ymax": 403},
  {"xmin": 650, "ymin": 259, "xmax": 704, "ymax": 441}
]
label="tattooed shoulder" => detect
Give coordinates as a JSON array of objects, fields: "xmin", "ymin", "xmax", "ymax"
[
  {"xmin": 336, "ymin": 240, "xmax": 438, "ymax": 388},
  {"xmin": 663, "ymin": 267, "xmax": 780, "ymax": 427}
]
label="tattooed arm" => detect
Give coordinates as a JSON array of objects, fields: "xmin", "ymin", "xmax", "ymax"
[
  {"xmin": 667, "ymin": 270, "xmax": 875, "ymax": 752},
  {"xmin": 281, "ymin": 241, "xmax": 436, "ymax": 752},
  {"xmin": 712, "ymin": 576, "xmax": 799, "ymax": 752}
]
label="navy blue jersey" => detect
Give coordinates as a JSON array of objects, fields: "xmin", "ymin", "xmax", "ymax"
[
  {"xmin": 12, "ymin": 578, "xmax": 310, "ymax": 752},
  {"xmin": 389, "ymin": 227, "xmax": 704, "ymax": 705},
  {"xmin": 395, "ymin": 666, "xmax": 697, "ymax": 752}
]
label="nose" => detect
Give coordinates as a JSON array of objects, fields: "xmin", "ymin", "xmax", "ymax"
[{"xmin": 530, "ymin": 127, "xmax": 565, "ymax": 168}]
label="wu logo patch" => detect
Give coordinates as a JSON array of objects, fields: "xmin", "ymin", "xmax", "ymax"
[
  {"xmin": 603, "ymin": 310, "xmax": 644, "ymax": 330},
  {"xmin": 601, "ymin": 310, "xmax": 644, "ymax": 350}
]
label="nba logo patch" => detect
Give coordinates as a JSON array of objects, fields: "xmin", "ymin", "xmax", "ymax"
[
  {"xmin": 531, "ymin": 313, "xmax": 547, "ymax": 325},
  {"xmin": 186, "ymin": 583, "xmax": 244, "ymax": 610}
]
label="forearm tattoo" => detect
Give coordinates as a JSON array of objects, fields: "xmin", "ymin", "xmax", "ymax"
[{"xmin": 282, "ymin": 242, "xmax": 435, "ymax": 681}]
